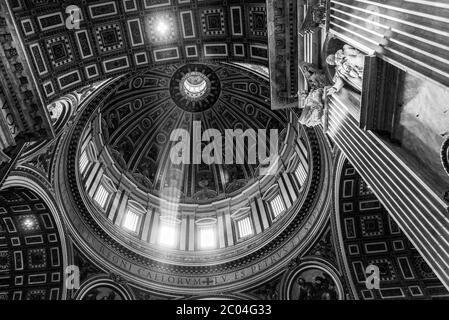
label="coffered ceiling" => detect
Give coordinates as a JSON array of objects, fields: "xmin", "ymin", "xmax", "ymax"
[{"xmin": 8, "ymin": 0, "xmax": 270, "ymax": 103}]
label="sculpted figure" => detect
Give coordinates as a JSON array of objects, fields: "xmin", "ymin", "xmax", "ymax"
[
  {"xmin": 301, "ymin": 63, "xmax": 327, "ymax": 89},
  {"xmin": 297, "ymin": 63, "xmax": 330, "ymax": 128},
  {"xmin": 298, "ymin": 87, "xmax": 328, "ymax": 127},
  {"xmin": 326, "ymin": 44, "xmax": 365, "ymax": 95}
]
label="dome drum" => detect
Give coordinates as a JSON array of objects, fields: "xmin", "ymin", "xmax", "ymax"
[{"xmin": 54, "ymin": 63, "xmax": 333, "ymax": 293}]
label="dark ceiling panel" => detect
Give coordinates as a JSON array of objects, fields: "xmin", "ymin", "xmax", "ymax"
[{"xmin": 8, "ymin": 0, "xmax": 270, "ymax": 103}]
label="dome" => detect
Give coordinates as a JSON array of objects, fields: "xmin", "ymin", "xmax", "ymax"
[
  {"xmin": 2, "ymin": 0, "xmax": 448, "ymax": 302},
  {"xmin": 56, "ymin": 62, "xmax": 332, "ymax": 293},
  {"xmin": 98, "ymin": 63, "xmax": 288, "ymax": 204}
]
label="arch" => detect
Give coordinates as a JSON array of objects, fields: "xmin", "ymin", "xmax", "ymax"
[
  {"xmin": 52, "ymin": 64, "xmax": 334, "ymax": 294},
  {"xmin": 75, "ymin": 276, "xmax": 134, "ymax": 300},
  {"xmin": 333, "ymin": 155, "xmax": 449, "ymax": 299},
  {"xmin": 0, "ymin": 173, "xmax": 70, "ymax": 300},
  {"xmin": 279, "ymin": 258, "xmax": 345, "ymax": 300},
  {"xmin": 331, "ymin": 153, "xmax": 360, "ymax": 299}
]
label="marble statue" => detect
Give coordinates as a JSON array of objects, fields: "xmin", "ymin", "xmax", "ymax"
[
  {"xmin": 297, "ymin": 62, "xmax": 330, "ymax": 128},
  {"xmin": 298, "ymin": 88, "xmax": 329, "ymax": 127},
  {"xmin": 326, "ymin": 44, "xmax": 365, "ymax": 95},
  {"xmin": 301, "ymin": 63, "xmax": 328, "ymax": 89},
  {"xmin": 0, "ymin": 149, "xmax": 10, "ymax": 165}
]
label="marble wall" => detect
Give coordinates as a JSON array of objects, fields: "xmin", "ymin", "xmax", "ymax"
[{"xmin": 394, "ymin": 73, "xmax": 449, "ymax": 194}]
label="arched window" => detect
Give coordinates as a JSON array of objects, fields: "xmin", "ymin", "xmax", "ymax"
[
  {"xmin": 199, "ymin": 226, "xmax": 216, "ymax": 249},
  {"xmin": 237, "ymin": 216, "xmax": 253, "ymax": 238},
  {"xmin": 93, "ymin": 176, "xmax": 116, "ymax": 210},
  {"xmin": 122, "ymin": 200, "xmax": 146, "ymax": 234},
  {"xmin": 295, "ymin": 161, "xmax": 308, "ymax": 187},
  {"xmin": 79, "ymin": 150, "xmax": 89, "ymax": 174},
  {"xmin": 270, "ymin": 194, "xmax": 286, "ymax": 218},
  {"xmin": 158, "ymin": 216, "xmax": 180, "ymax": 248},
  {"xmin": 93, "ymin": 184, "xmax": 109, "ymax": 208},
  {"xmin": 231, "ymin": 207, "xmax": 254, "ymax": 240},
  {"xmin": 287, "ymin": 152, "xmax": 308, "ymax": 190},
  {"xmin": 262, "ymin": 184, "xmax": 286, "ymax": 220},
  {"xmin": 79, "ymin": 141, "xmax": 98, "ymax": 176},
  {"xmin": 196, "ymin": 218, "xmax": 217, "ymax": 250}
]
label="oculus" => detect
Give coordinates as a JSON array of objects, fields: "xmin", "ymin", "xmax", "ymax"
[
  {"xmin": 170, "ymin": 64, "xmax": 221, "ymax": 113},
  {"xmin": 181, "ymin": 71, "xmax": 210, "ymax": 100}
]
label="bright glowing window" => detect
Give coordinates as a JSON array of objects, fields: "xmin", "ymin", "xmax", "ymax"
[
  {"xmin": 295, "ymin": 162, "xmax": 307, "ymax": 186},
  {"xmin": 122, "ymin": 208, "xmax": 141, "ymax": 233},
  {"xmin": 79, "ymin": 151, "xmax": 89, "ymax": 174},
  {"xmin": 158, "ymin": 223, "xmax": 178, "ymax": 248},
  {"xmin": 199, "ymin": 226, "xmax": 216, "ymax": 250},
  {"xmin": 155, "ymin": 19, "xmax": 169, "ymax": 36},
  {"xmin": 270, "ymin": 194, "xmax": 286, "ymax": 218},
  {"xmin": 237, "ymin": 217, "xmax": 253, "ymax": 239},
  {"xmin": 93, "ymin": 184, "xmax": 110, "ymax": 209},
  {"xmin": 182, "ymin": 72, "xmax": 208, "ymax": 99}
]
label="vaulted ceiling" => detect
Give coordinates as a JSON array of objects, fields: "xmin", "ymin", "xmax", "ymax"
[
  {"xmin": 337, "ymin": 160, "xmax": 448, "ymax": 300},
  {"xmin": 0, "ymin": 187, "xmax": 65, "ymax": 300},
  {"xmin": 100, "ymin": 62, "xmax": 287, "ymax": 202},
  {"xmin": 8, "ymin": 0, "xmax": 269, "ymax": 104}
]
